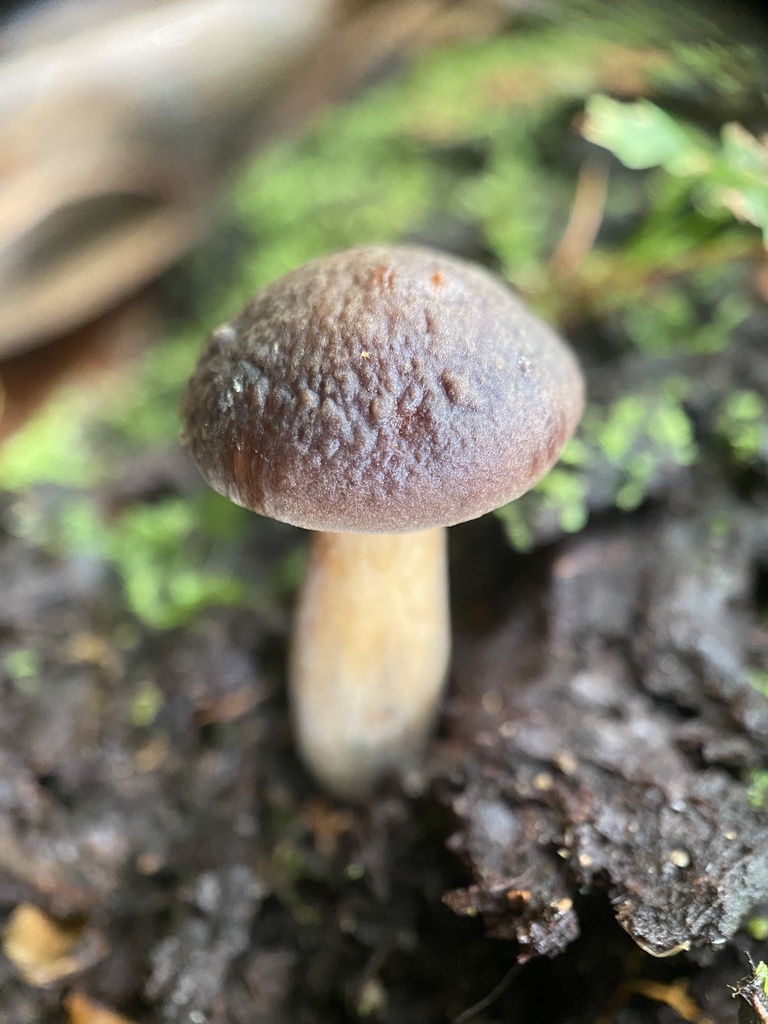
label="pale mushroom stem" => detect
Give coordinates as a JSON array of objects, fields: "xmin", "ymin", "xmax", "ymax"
[{"xmin": 289, "ymin": 527, "xmax": 450, "ymax": 799}]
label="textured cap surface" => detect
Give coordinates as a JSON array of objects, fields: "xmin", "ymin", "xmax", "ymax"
[{"xmin": 181, "ymin": 245, "xmax": 584, "ymax": 533}]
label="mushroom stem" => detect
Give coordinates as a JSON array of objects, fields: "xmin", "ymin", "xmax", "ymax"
[{"xmin": 289, "ymin": 528, "xmax": 450, "ymax": 799}]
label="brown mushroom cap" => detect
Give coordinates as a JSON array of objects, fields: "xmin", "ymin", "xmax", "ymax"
[{"xmin": 181, "ymin": 245, "xmax": 584, "ymax": 533}]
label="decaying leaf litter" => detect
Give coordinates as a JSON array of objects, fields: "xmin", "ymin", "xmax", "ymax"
[{"xmin": 3, "ymin": 1, "xmax": 768, "ymax": 1021}]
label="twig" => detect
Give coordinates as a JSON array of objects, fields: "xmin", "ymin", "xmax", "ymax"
[{"xmin": 550, "ymin": 155, "xmax": 610, "ymax": 279}]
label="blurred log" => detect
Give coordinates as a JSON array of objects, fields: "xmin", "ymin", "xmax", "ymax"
[{"xmin": 0, "ymin": 0, "xmax": 335, "ymax": 355}]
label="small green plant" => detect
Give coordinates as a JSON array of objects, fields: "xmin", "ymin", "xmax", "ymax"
[
  {"xmin": 583, "ymin": 96, "xmax": 768, "ymax": 242},
  {"xmin": 755, "ymin": 962, "xmax": 768, "ymax": 998},
  {"xmin": 567, "ymin": 94, "xmax": 762, "ymax": 351},
  {"xmin": 715, "ymin": 390, "xmax": 767, "ymax": 465}
]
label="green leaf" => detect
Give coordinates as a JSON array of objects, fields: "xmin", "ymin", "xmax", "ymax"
[
  {"xmin": 582, "ymin": 96, "xmax": 712, "ymax": 174},
  {"xmin": 708, "ymin": 123, "xmax": 768, "ymax": 240}
]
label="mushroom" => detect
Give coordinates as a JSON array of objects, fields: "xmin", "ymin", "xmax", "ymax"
[{"xmin": 181, "ymin": 245, "xmax": 584, "ymax": 799}]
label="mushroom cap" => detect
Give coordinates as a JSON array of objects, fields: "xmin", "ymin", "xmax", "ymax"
[{"xmin": 181, "ymin": 245, "xmax": 584, "ymax": 533}]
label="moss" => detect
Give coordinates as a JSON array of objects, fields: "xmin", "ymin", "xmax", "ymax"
[
  {"xmin": 534, "ymin": 469, "xmax": 590, "ymax": 534},
  {"xmin": 707, "ymin": 509, "xmax": 733, "ymax": 542},
  {"xmin": 585, "ymin": 383, "xmax": 698, "ymax": 510},
  {"xmin": 269, "ymin": 547, "xmax": 308, "ymax": 599},
  {"xmin": 54, "ymin": 498, "xmax": 111, "ymax": 557},
  {"xmin": 0, "ymin": 391, "xmax": 100, "ymax": 490},
  {"xmin": 592, "ymin": 386, "xmax": 696, "ymax": 462},
  {"xmin": 749, "ymin": 670, "xmax": 768, "ymax": 700},
  {"xmin": 495, "ymin": 501, "xmax": 536, "ymax": 554},
  {"xmin": 715, "ymin": 390, "xmax": 767, "ymax": 465},
  {"xmin": 592, "ymin": 395, "xmax": 647, "ymax": 463},
  {"xmin": 3, "ymin": 648, "xmax": 41, "ymax": 697},
  {"xmin": 622, "ymin": 281, "xmax": 749, "ymax": 356},
  {"xmin": 105, "ymin": 498, "xmax": 246, "ymax": 630},
  {"xmin": 748, "ymin": 770, "xmax": 768, "ymax": 809},
  {"xmin": 658, "ymin": 40, "xmax": 761, "ymax": 101},
  {"xmin": 131, "ymin": 681, "xmax": 164, "ymax": 728},
  {"xmin": 4, "ymin": 648, "xmax": 41, "ymax": 681},
  {"xmin": 105, "ymin": 331, "xmax": 206, "ymax": 449}
]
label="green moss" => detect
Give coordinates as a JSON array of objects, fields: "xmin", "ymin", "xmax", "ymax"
[
  {"xmin": 269, "ymin": 547, "xmax": 308, "ymax": 599},
  {"xmin": 535, "ymin": 468, "xmax": 590, "ymax": 534},
  {"xmin": 236, "ymin": 131, "xmax": 439, "ymax": 291},
  {"xmin": 0, "ymin": 391, "xmax": 100, "ymax": 491},
  {"xmin": 592, "ymin": 395, "xmax": 648, "ymax": 463},
  {"xmin": 622, "ymin": 283, "xmax": 749, "ymax": 356},
  {"xmin": 707, "ymin": 510, "xmax": 733, "ymax": 541},
  {"xmin": 131, "ymin": 680, "xmax": 164, "ymax": 727},
  {"xmin": 495, "ymin": 502, "xmax": 535, "ymax": 553},
  {"xmin": 748, "ymin": 769, "xmax": 768, "ymax": 809},
  {"xmin": 592, "ymin": 387, "xmax": 696, "ymax": 465},
  {"xmin": 105, "ymin": 331, "xmax": 205, "ymax": 448},
  {"xmin": 54, "ymin": 498, "xmax": 111, "ymax": 557},
  {"xmin": 558, "ymin": 437, "xmax": 590, "ymax": 468},
  {"xmin": 106, "ymin": 498, "xmax": 246, "ymax": 630},
  {"xmin": 749, "ymin": 670, "xmax": 768, "ymax": 700},
  {"xmin": 715, "ymin": 390, "xmax": 767, "ymax": 465},
  {"xmin": 658, "ymin": 41, "xmax": 760, "ymax": 101},
  {"xmin": 0, "ymin": 328, "xmax": 222, "ymax": 495},
  {"xmin": 195, "ymin": 489, "xmax": 252, "ymax": 544},
  {"xmin": 4, "ymin": 648, "xmax": 40, "ymax": 681},
  {"xmin": 3, "ymin": 648, "xmax": 41, "ymax": 696},
  {"xmin": 586, "ymin": 383, "xmax": 698, "ymax": 511}
]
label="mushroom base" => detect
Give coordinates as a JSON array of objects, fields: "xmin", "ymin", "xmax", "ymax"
[{"xmin": 289, "ymin": 528, "xmax": 450, "ymax": 800}]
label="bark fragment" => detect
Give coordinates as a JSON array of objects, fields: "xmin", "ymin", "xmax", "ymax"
[{"xmin": 440, "ymin": 498, "xmax": 768, "ymax": 959}]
